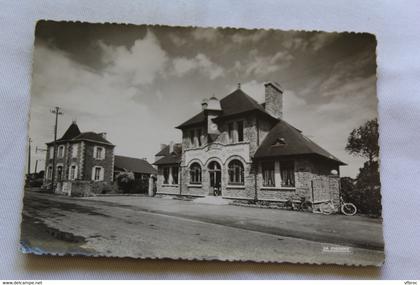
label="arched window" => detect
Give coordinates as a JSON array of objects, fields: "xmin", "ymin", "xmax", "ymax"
[
  {"xmin": 189, "ymin": 162, "xmax": 202, "ymax": 184},
  {"xmin": 228, "ymin": 160, "xmax": 244, "ymax": 185}
]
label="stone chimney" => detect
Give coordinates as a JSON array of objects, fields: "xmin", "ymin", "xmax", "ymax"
[
  {"xmin": 169, "ymin": 141, "xmax": 174, "ymax": 153},
  {"xmin": 99, "ymin": 132, "xmax": 107, "ymax": 139},
  {"xmin": 264, "ymin": 81, "xmax": 283, "ymax": 119}
]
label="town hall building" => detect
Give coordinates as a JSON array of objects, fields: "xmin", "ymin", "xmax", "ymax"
[{"xmin": 154, "ymin": 82, "xmax": 345, "ymax": 208}]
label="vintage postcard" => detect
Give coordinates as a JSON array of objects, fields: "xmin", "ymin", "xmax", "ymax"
[{"xmin": 21, "ymin": 21, "xmax": 384, "ymax": 266}]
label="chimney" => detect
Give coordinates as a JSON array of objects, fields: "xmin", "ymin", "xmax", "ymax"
[
  {"xmin": 264, "ymin": 81, "xmax": 283, "ymax": 119},
  {"xmin": 201, "ymin": 98, "xmax": 208, "ymax": 110},
  {"xmin": 99, "ymin": 132, "xmax": 107, "ymax": 139},
  {"xmin": 169, "ymin": 141, "xmax": 174, "ymax": 153}
]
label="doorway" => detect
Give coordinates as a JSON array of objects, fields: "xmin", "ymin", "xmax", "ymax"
[{"xmin": 208, "ymin": 161, "xmax": 222, "ymax": 196}]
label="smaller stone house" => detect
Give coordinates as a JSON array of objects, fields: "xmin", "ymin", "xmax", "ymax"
[
  {"xmin": 114, "ymin": 155, "xmax": 157, "ymax": 193},
  {"xmin": 44, "ymin": 122, "xmax": 115, "ymax": 195},
  {"xmin": 153, "ymin": 142, "xmax": 183, "ymax": 195}
]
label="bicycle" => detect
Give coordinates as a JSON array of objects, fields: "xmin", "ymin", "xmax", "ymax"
[
  {"xmin": 320, "ymin": 196, "xmax": 357, "ymax": 216},
  {"xmin": 285, "ymin": 195, "xmax": 314, "ymax": 213}
]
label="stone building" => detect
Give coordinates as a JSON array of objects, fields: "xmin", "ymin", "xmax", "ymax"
[
  {"xmin": 154, "ymin": 82, "xmax": 345, "ymax": 208},
  {"xmin": 43, "ymin": 122, "xmax": 115, "ymax": 195},
  {"xmin": 114, "ymin": 155, "xmax": 157, "ymax": 193}
]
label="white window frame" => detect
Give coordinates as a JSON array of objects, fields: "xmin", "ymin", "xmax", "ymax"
[
  {"xmin": 69, "ymin": 163, "xmax": 78, "ymax": 180},
  {"xmin": 56, "ymin": 163, "xmax": 64, "ymax": 181},
  {"xmin": 58, "ymin": 145, "xmax": 65, "ymax": 158},
  {"xmin": 47, "ymin": 165, "xmax": 52, "ymax": 179},
  {"xmin": 92, "ymin": 166, "xmax": 104, "ymax": 181},
  {"xmin": 71, "ymin": 143, "xmax": 79, "ymax": 158},
  {"xmin": 93, "ymin": 146, "xmax": 105, "ymax": 160},
  {"xmin": 49, "ymin": 146, "xmax": 54, "ymax": 159}
]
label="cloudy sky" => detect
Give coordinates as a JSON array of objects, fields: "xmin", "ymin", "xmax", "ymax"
[{"xmin": 29, "ymin": 21, "xmax": 377, "ymax": 178}]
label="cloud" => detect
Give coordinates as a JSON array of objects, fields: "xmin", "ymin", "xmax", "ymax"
[
  {"xmin": 240, "ymin": 80, "xmax": 265, "ymax": 102},
  {"xmin": 231, "ymin": 30, "xmax": 269, "ymax": 44},
  {"xmin": 243, "ymin": 49, "xmax": 294, "ymax": 77},
  {"xmin": 168, "ymin": 33, "xmax": 187, "ymax": 47},
  {"xmin": 191, "ymin": 28, "xmax": 220, "ymax": 42},
  {"xmin": 30, "ymin": 35, "xmax": 172, "ymax": 167},
  {"xmin": 172, "ymin": 53, "xmax": 224, "ymax": 79},
  {"xmin": 309, "ymin": 32, "xmax": 340, "ymax": 51},
  {"xmin": 99, "ymin": 31, "xmax": 168, "ymax": 85}
]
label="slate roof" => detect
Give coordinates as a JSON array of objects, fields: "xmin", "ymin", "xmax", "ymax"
[
  {"xmin": 47, "ymin": 122, "xmax": 114, "ymax": 146},
  {"xmin": 176, "ymin": 88, "xmax": 275, "ymax": 129},
  {"xmin": 254, "ymin": 120, "xmax": 345, "ymax": 165},
  {"xmin": 60, "ymin": 122, "xmax": 81, "ymax": 140},
  {"xmin": 154, "ymin": 143, "xmax": 182, "ymax": 165},
  {"xmin": 114, "ymin": 155, "xmax": 157, "ymax": 175},
  {"xmin": 73, "ymin": 132, "xmax": 113, "ymax": 145}
]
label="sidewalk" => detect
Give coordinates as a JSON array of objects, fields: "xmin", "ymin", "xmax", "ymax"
[{"xmin": 84, "ymin": 195, "xmax": 384, "ymax": 250}]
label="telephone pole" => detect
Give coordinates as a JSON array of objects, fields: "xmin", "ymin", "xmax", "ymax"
[{"xmin": 50, "ymin": 106, "xmax": 63, "ymax": 192}]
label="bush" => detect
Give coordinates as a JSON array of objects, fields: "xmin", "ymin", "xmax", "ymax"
[
  {"xmin": 340, "ymin": 174, "xmax": 382, "ymax": 217},
  {"xmin": 116, "ymin": 171, "xmax": 136, "ymax": 193}
]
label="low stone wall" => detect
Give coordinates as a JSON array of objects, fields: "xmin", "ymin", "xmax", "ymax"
[
  {"xmin": 54, "ymin": 180, "xmax": 118, "ymax": 197},
  {"xmin": 223, "ymin": 186, "xmax": 253, "ymax": 200},
  {"xmin": 257, "ymin": 188, "xmax": 296, "ymax": 202},
  {"xmin": 69, "ymin": 181, "xmax": 92, "ymax": 197},
  {"xmin": 157, "ymin": 184, "xmax": 180, "ymax": 195},
  {"xmin": 182, "ymin": 185, "xmax": 207, "ymax": 196}
]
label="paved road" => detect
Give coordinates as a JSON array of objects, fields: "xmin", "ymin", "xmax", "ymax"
[{"xmin": 20, "ymin": 192, "xmax": 384, "ymax": 265}]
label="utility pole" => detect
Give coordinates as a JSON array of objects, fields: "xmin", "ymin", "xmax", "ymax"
[
  {"xmin": 50, "ymin": 106, "xmax": 63, "ymax": 192},
  {"xmin": 27, "ymin": 137, "xmax": 32, "ymax": 175}
]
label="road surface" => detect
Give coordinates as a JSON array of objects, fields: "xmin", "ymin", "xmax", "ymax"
[{"xmin": 20, "ymin": 191, "xmax": 384, "ymax": 265}]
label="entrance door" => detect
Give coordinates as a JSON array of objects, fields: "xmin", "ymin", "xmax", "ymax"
[{"xmin": 208, "ymin": 161, "xmax": 222, "ymax": 196}]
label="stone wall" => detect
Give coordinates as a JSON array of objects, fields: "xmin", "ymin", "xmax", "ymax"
[
  {"xmin": 254, "ymin": 157, "xmax": 340, "ymax": 208},
  {"xmin": 156, "ymin": 165, "xmax": 180, "ymax": 195},
  {"xmin": 82, "ymin": 142, "xmax": 114, "ymax": 182},
  {"xmin": 55, "ymin": 180, "xmax": 117, "ymax": 197}
]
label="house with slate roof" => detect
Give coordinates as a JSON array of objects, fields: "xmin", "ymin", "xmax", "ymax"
[
  {"xmin": 43, "ymin": 121, "xmax": 115, "ymax": 193},
  {"xmin": 154, "ymin": 82, "xmax": 345, "ymax": 208},
  {"xmin": 114, "ymin": 155, "xmax": 157, "ymax": 193}
]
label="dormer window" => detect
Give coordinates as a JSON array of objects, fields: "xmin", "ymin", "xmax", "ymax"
[
  {"xmin": 197, "ymin": 128, "xmax": 202, "ymax": 146},
  {"xmin": 189, "ymin": 130, "xmax": 195, "ymax": 147},
  {"xmin": 228, "ymin": 121, "xmax": 244, "ymax": 143},
  {"xmin": 272, "ymin": 137, "xmax": 286, "ymax": 147},
  {"xmin": 237, "ymin": 121, "xmax": 244, "ymax": 142},
  {"xmin": 228, "ymin": 122, "xmax": 234, "ymax": 143},
  {"xmin": 94, "ymin": 146, "xmax": 105, "ymax": 160}
]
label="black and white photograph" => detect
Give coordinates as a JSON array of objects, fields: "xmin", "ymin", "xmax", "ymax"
[{"xmin": 21, "ymin": 21, "xmax": 384, "ymax": 266}]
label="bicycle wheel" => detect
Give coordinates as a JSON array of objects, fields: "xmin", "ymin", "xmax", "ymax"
[
  {"xmin": 341, "ymin": 203, "xmax": 357, "ymax": 216},
  {"xmin": 301, "ymin": 201, "xmax": 313, "ymax": 212},
  {"xmin": 320, "ymin": 203, "xmax": 334, "ymax": 215}
]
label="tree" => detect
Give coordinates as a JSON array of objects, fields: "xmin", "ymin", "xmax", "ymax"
[
  {"xmin": 345, "ymin": 118, "xmax": 379, "ymax": 165},
  {"xmin": 344, "ymin": 118, "xmax": 381, "ymax": 216}
]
